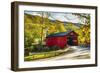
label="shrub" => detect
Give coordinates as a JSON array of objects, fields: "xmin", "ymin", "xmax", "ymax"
[
  {"xmin": 50, "ymin": 46, "xmax": 60, "ymax": 51},
  {"xmin": 24, "ymin": 49, "xmax": 30, "ymax": 56}
]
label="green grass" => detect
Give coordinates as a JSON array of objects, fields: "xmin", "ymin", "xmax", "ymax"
[{"xmin": 24, "ymin": 48, "xmax": 69, "ymax": 61}]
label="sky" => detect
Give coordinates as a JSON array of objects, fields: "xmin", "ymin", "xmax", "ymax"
[{"xmin": 24, "ymin": 11, "xmax": 89, "ymax": 24}]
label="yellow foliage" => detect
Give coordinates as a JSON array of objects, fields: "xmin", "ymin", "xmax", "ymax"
[
  {"xmin": 59, "ymin": 23, "xmax": 66, "ymax": 32},
  {"xmin": 48, "ymin": 25, "xmax": 56, "ymax": 34}
]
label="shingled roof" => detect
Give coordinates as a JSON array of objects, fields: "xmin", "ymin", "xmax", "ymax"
[{"xmin": 46, "ymin": 30, "xmax": 73, "ymax": 38}]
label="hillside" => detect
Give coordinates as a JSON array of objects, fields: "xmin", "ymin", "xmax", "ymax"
[{"xmin": 24, "ymin": 13, "xmax": 90, "ymax": 49}]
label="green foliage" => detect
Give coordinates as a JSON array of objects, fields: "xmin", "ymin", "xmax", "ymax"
[
  {"xmin": 24, "ymin": 52, "xmax": 61, "ymax": 61},
  {"xmin": 24, "ymin": 47, "xmax": 69, "ymax": 61},
  {"xmin": 31, "ymin": 45, "xmax": 60, "ymax": 52},
  {"xmin": 24, "ymin": 13, "xmax": 67, "ymax": 49},
  {"xmin": 24, "ymin": 12, "xmax": 90, "ymax": 52},
  {"xmin": 65, "ymin": 23, "xmax": 79, "ymax": 31}
]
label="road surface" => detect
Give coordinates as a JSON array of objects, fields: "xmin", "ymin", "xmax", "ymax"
[{"xmin": 36, "ymin": 46, "xmax": 90, "ymax": 61}]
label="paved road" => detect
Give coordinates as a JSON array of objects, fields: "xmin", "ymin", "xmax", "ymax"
[
  {"xmin": 53, "ymin": 46, "xmax": 90, "ymax": 60},
  {"xmin": 36, "ymin": 46, "xmax": 90, "ymax": 61}
]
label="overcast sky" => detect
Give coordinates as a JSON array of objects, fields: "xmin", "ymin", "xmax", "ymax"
[{"xmin": 25, "ymin": 11, "xmax": 89, "ymax": 24}]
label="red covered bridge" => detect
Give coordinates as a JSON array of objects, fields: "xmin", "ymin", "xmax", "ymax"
[{"xmin": 46, "ymin": 30, "xmax": 78, "ymax": 49}]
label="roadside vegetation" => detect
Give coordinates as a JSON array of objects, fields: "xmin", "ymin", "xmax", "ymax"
[{"xmin": 24, "ymin": 12, "xmax": 90, "ymax": 61}]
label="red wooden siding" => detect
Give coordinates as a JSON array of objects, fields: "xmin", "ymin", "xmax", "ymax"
[
  {"xmin": 46, "ymin": 31, "xmax": 78, "ymax": 49},
  {"xmin": 46, "ymin": 36, "xmax": 67, "ymax": 49}
]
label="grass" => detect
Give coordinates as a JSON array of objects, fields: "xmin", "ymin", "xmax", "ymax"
[{"xmin": 24, "ymin": 48, "xmax": 69, "ymax": 61}]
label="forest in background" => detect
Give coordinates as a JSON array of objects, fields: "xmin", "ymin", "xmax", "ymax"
[{"xmin": 24, "ymin": 12, "xmax": 90, "ymax": 53}]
